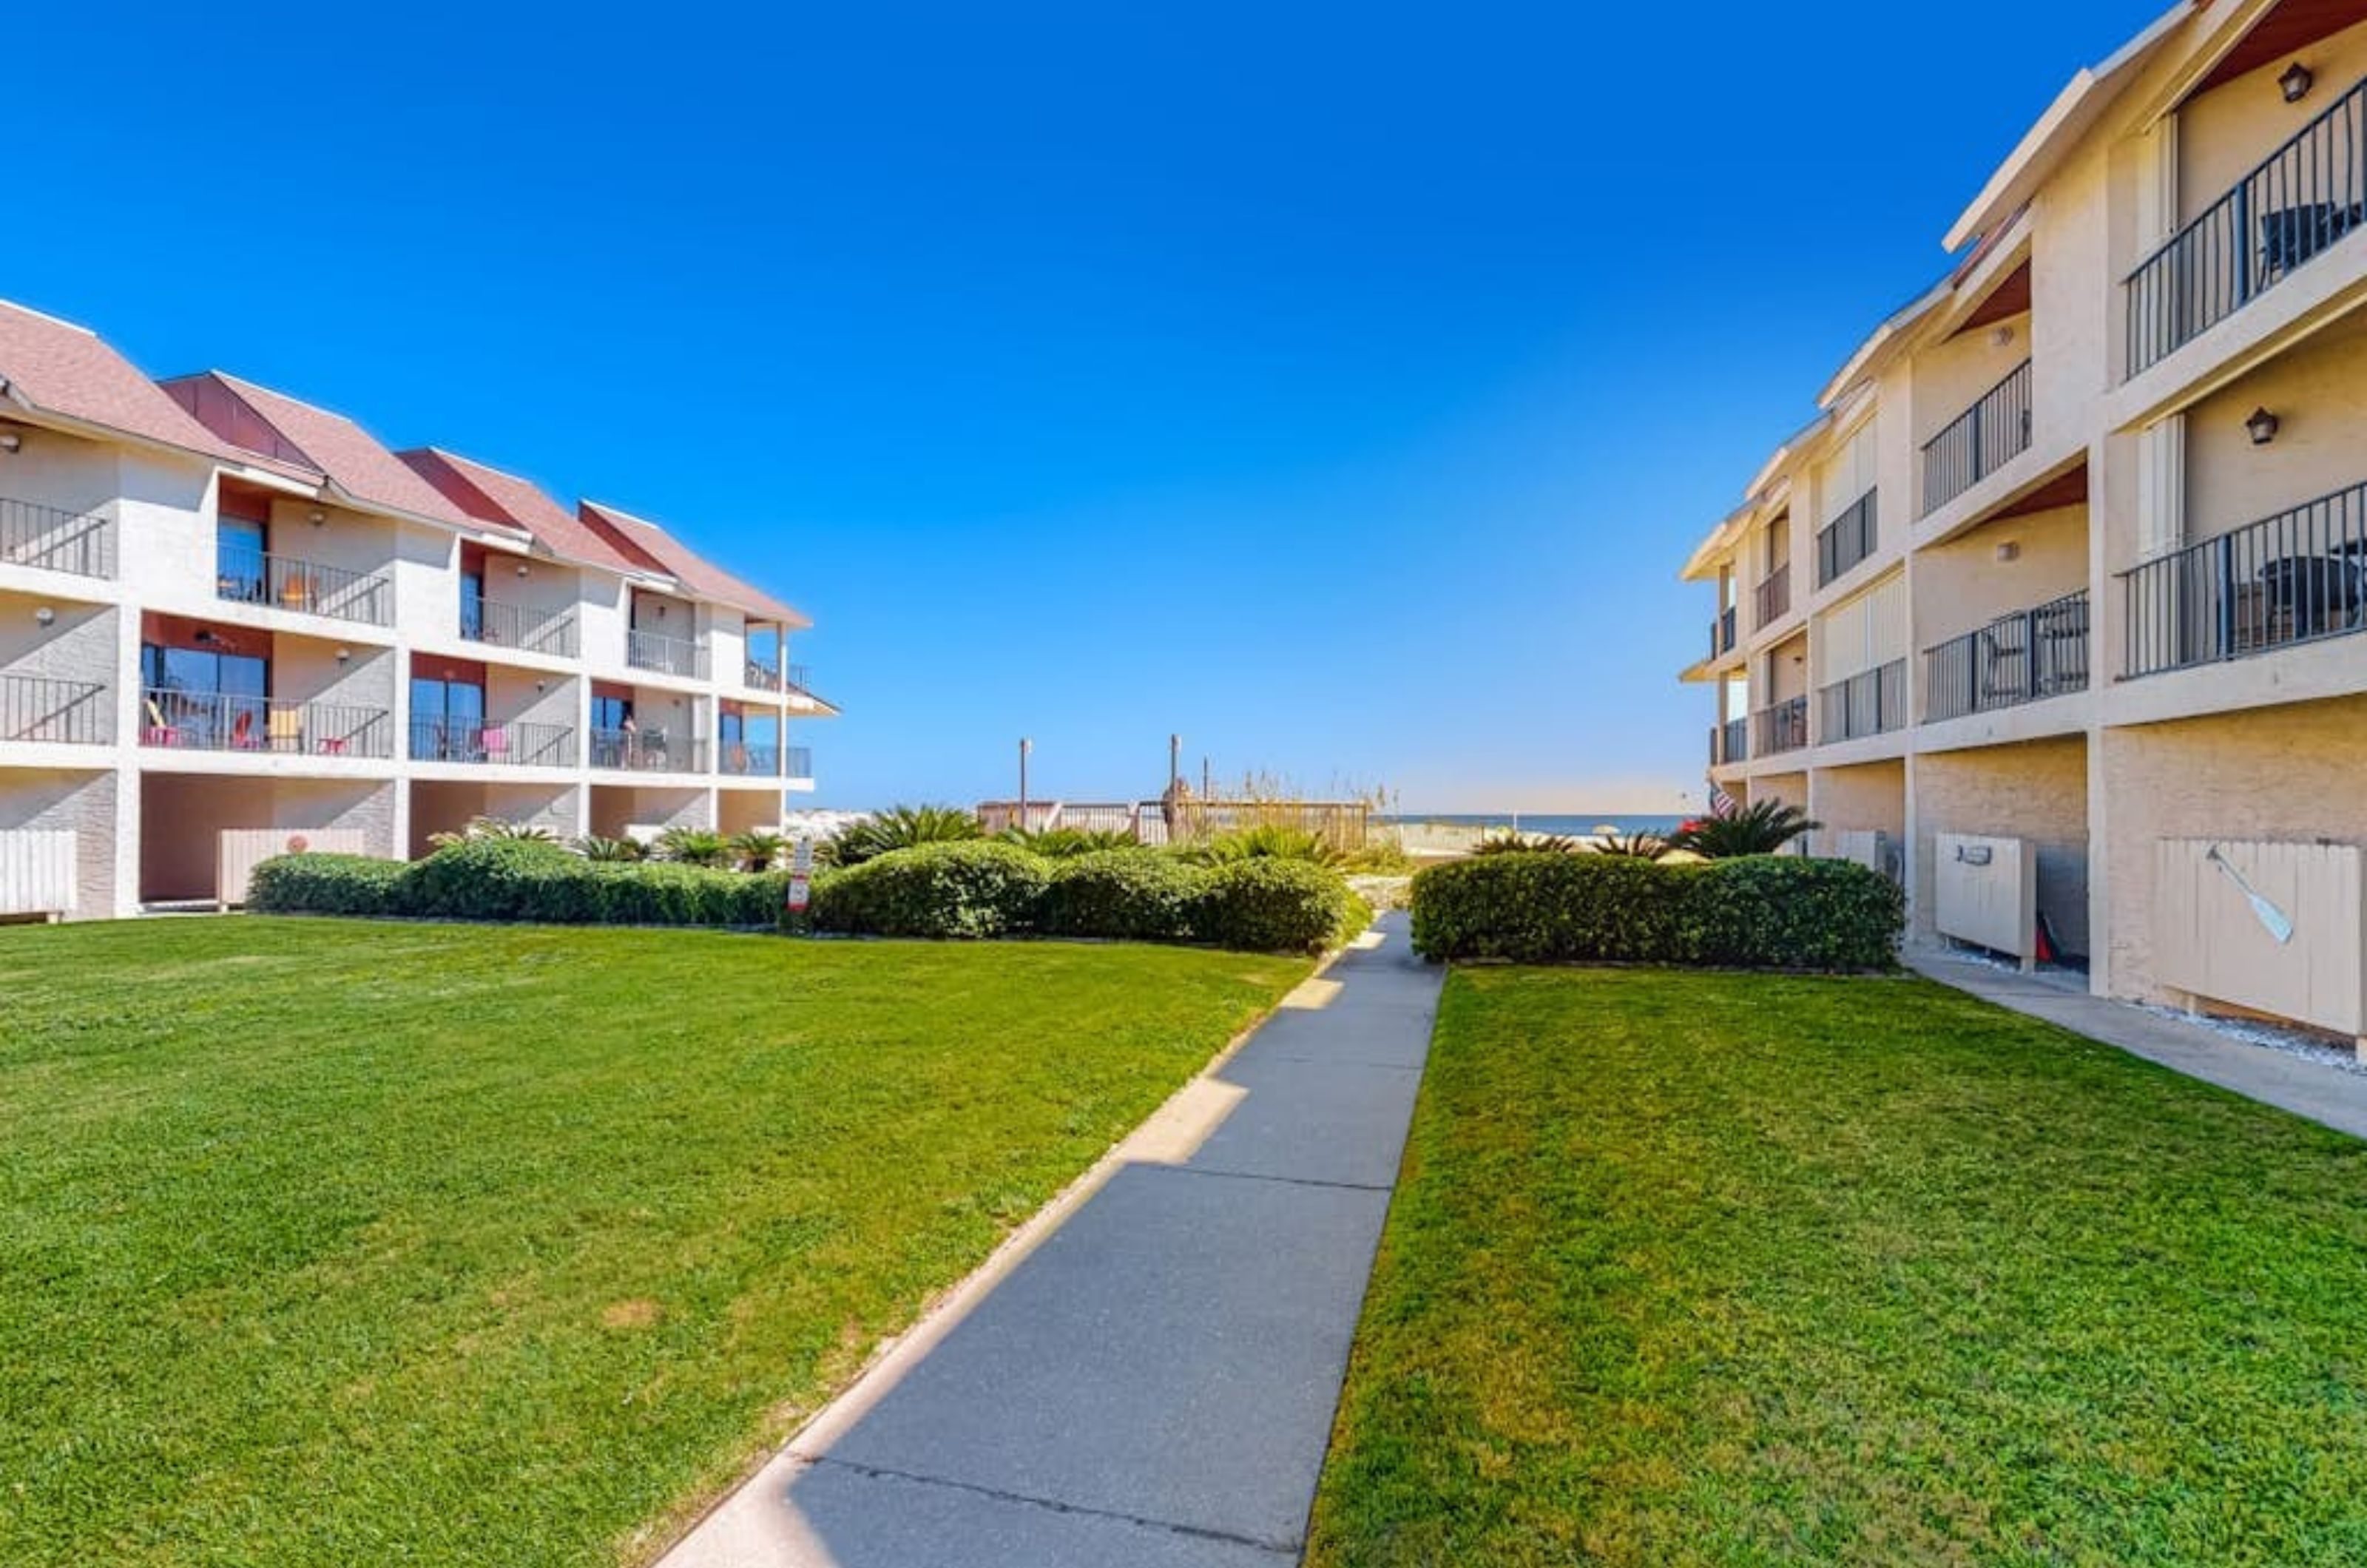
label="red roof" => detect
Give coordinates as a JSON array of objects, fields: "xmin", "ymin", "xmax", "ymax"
[
  {"xmin": 161, "ymin": 372, "xmax": 476, "ymax": 528},
  {"xmin": 0, "ymin": 300, "xmax": 241, "ymax": 460},
  {"xmin": 578, "ymin": 500, "xmax": 809, "ymax": 626},
  {"xmin": 399, "ymin": 448, "xmax": 656, "ymax": 577}
]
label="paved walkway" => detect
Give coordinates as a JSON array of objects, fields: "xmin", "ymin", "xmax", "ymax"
[
  {"xmin": 1908, "ymin": 945, "xmax": 2367, "ymax": 1141},
  {"xmin": 662, "ymin": 912, "xmax": 1445, "ymax": 1568}
]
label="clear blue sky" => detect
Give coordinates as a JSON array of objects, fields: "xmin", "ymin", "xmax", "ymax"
[{"xmin": 16, "ymin": 1, "xmax": 2156, "ymax": 812}]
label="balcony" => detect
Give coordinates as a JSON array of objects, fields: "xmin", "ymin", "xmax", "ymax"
[
  {"xmin": 1752, "ymin": 697, "xmax": 1808, "ymax": 757},
  {"xmin": 1, "ymin": 497, "xmax": 113, "ymax": 579},
  {"xmin": 217, "ymin": 552, "xmax": 392, "ymax": 628},
  {"xmin": 462, "ymin": 595, "xmax": 578, "ymax": 659},
  {"xmin": 2121, "ymin": 479, "xmax": 2366, "ymax": 677},
  {"xmin": 1922, "ymin": 591, "xmax": 2090, "ymax": 722},
  {"xmin": 786, "ymin": 745, "xmax": 814, "ymax": 782},
  {"xmin": 627, "ymin": 628, "xmax": 708, "ymax": 680},
  {"xmin": 747, "ymin": 659, "xmax": 817, "ymax": 697},
  {"xmin": 2126, "ymin": 77, "xmax": 2367, "ymax": 376},
  {"xmin": 590, "ymin": 727, "xmax": 709, "ymax": 774},
  {"xmin": 1817, "ymin": 490, "xmax": 1878, "ymax": 587},
  {"xmin": 140, "ymin": 688, "xmax": 393, "ymax": 758},
  {"xmin": 1, "ymin": 672, "xmax": 110, "ymax": 744},
  {"xmin": 1921, "ymin": 361, "xmax": 2031, "ymax": 517},
  {"xmin": 1818, "ymin": 660, "xmax": 1907, "ymax": 743},
  {"xmin": 719, "ymin": 742, "xmax": 780, "ymax": 777},
  {"xmin": 1753, "ymin": 563, "xmax": 1792, "ymax": 628},
  {"xmin": 408, "ymin": 718, "xmax": 575, "ymax": 768},
  {"xmin": 1709, "ymin": 606, "xmax": 1738, "ymax": 659},
  {"xmin": 1712, "ymin": 715, "xmax": 1749, "ymax": 767}
]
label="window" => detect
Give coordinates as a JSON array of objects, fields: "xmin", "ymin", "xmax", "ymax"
[
  {"xmin": 217, "ymin": 516, "xmax": 267, "ymax": 604},
  {"xmin": 142, "ymin": 642, "xmax": 267, "ymax": 746},
  {"xmin": 411, "ymin": 676, "xmax": 486, "ymax": 761},
  {"xmin": 459, "ymin": 567, "xmax": 485, "ymax": 641}
]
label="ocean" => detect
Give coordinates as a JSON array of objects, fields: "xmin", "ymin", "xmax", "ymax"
[{"xmin": 1378, "ymin": 812, "xmax": 1690, "ymax": 837}]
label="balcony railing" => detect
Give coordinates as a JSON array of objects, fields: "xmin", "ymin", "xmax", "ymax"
[
  {"xmin": 743, "ymin": 658, "xmax": 783, "ymax": 692},
  {"xmin": 1, "ymin": 672, "xmax": 110, "ymax": 744},
  {"xmin": 590, "ymin": 727, "xmax": 709, "ymax": 774},
  {"xmin": 409, "ymin": 719, "xmax": 575, "ymax": 767},
  {"xmin": 1922, "ymin": 590, "xmax": 2090, "ymax": 722},
  {"xmin": 1753, "ymin": 563, "xmax": 1792, "ymax": 627},
  {"xmin": 1, "ymin": 497, "xmax": 114, "ymax": 579},
  {"xmin": 2121, "ymin": 479, "xmax": 2367, "ymax": 677},
  {"xmin": 719, "ymin": 743, "xmax": 780, "ymax": 777},
  {"xmin": 139, "ymin": 688, "xmax": 393, "ymax": 758},
  {"xmin": 1817, "ymin": 490, "xmax": 1878, "ymax": 587},
  {"xmin": 2126, "ymin": 76, "xmax": 2367, "ymax": 376},
  {"xmin": 1752, "ymin": 697, "xmax": 1808, "ymax": 757},
  {"xmin": 462, "ymin": 596, "xmax": 578, "ymax": 658},
  {"xmin": 627, "ymin": 628, "xmax": 708, "ymax": 680},
  {"xmin": 217, "ymin": 552, "xmax": 392, "ymax": 627},
  {"xmin": 1818, "ymin": 660, "xmax": 1908, "ymax": 743},
  {"xmin": 1708, "ymin": 605, "xmax": 1738, "ymax": 659},
  {"xmin": 786, "ymin": 745, "xmax": 814, "ymax": 780},
  {"xmin": 1714, "ymin": 715, "xmax": 1749, "ymax": 767},
  {"xmin": 1921, "ymin": 360, "xmax": 2032, "ymax": 517}
]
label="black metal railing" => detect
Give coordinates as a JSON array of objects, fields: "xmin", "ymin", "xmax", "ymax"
[
  {"xmin": 1818, "ymin": 660, "xmax": 1907, "ymax": 743},
  {"xmin": 1817, "ymin": 490, "xmax": 1878, "ymax": 587},
  {"xmin": 1753, "ymin": 697, "xmax": 1808, "ymax": 756},
  {"xmin": 1922, "ymin": 360, "xmax": 2032, "ymax": 516},
  {"xmin": 1718, "ymin": 715, "xmax": 1749, "ymax": 766},
  {"xmin": 462, "ymin": 595, "xmax": 578, "ymax": 658},
  {"xmin": 1753, "ymin": 562, "xmax": 1791, "ymax": 627},
  {"xmin": 2126, "ymin": 77, "xmax": 2367, "ymax": 375},
  {"xmin": 1708, "ymin": 605, "xmax": 1738, "ymax": 658},
  {"xmin": 589, "ymin": 727, "xmax": 709, "ymax": 773},
  {"xmin": 409, "ymin": 718, "xmax": 575, "ymax": 766},
  {"xmin": 0, "ymin": 672, "xmax": 109, "ymax": 743},
  {"xmin": 2121, "ymin": 479, "xmax": 2367, "ymax": 677},
  {"xmin": 744, "ymin": 658, "xmax": 783, "ymax": 692},
  {"xmin": 627, "ymin": 629, "xmax": 708, "ymax": 680},
  {"xmin": 1922, "ymin": 590, "xmax": 2090, "ymax": 722},
  {"xmin": 1, "ymin": 497, "xmax": 114, "ymax": 578},
  {"xmin": 215, "ymin": 552, "xmax": 392, "ymax": 626},
  {"xmin": 719, "ymin": 743, "xmax": 780, "ymax": 777},
  {"xmin": 786, "ymin": 745, "xmax": 814, "ymax": 780},
  {"xmin": 138, "ymin": 687, "xmax": 392, "ymax": 757}
]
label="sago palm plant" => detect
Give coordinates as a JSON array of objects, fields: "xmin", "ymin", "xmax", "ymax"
[
  {"xmin": 1669, "ymin": 800, "xmax": 1820, "ymax": 859},
  {"xmin": 729, "ymin": 830, "xmax": 788, "ymax": 872},
  {"xmin": 653, "ymin": 827, "xmax": 732, "ymax": 868},
  {"xmin": 820, "ymin": 805, "xmax": 982, "ymax": 868}
]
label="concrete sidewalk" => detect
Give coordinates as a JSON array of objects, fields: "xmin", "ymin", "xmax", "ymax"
[
  {"xmin": 1908, "ymin": 945, "xmax": 2367, "ymax": 1141},
  {"xmin": 661, "ymin": 913, "xmax": 1444, "ymax": 1568}
]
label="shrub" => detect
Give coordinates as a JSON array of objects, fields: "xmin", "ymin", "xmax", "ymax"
[
  {"xmin": 1036, "ymin": 851, "xmax": 1208, "ymax": 942},
  {"xmin": 1591, "ymin": 831, "xmax": 1669, "ymax": 860},
  {"xmin": 427, "ymin": 815, "xmax": 559, "ymax": 848},
  {"xmin": 1004, "ymin": 826, "xmax": 1141, "ymax": 859},
  {"xmin": 1670, "ymin": 800, "xmax": 1820, "ymax": 858},
  {"xmin": 1410, "ymin": 853, "xmax": 1900, "ymax": 971},
  {"xmin": 249, "ymin": 853, "xmax": 408, "ymax": 916},
  {"xmin": 653, "ymin": 827, "xmax": 731, "ymax": 868},
  {"xmin": 821, "ymin": 805, "xmax": 982, "ymax": 868},
  {"xmin": 575, "ymin": 835, "xmax": 646, "ymax": 863},
  {"xmin": 808, "ymin": 841, "xmax": 1050, "ymax": 939},
  {"xmin": 1193, "ymin": 859, "xmax": 1365, "ymax": 954},
  {"xmin": 398, "ymin": 837, "xmax": 581, "ymax": 922},
  {"xmin": 729, "ymin": 830, "xmax": 788, "ymax": 872},
  {"xmin": 1175, "ymin": 825, "xmax": 1345, "ymax": 868},
  {"xmin": 1472, "ymin": 831, "xmax": 1577, "ymax": 856},
  {"xmin": 1341, "ymin": 839, "xmax": 1415, "ymax": 874}
]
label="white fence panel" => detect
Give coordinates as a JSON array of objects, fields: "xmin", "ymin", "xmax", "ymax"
[
  {"xmin": 1936, "ymin": 833, "xmax": 2037, "ymax": 965},
  {"xmin": 0, "ymin": 831, "xmax": 75, "ymax": 917},
  {"xmin": 217, "ymin": 828, "xmax": 369, "ymax": 908},
  {"xmin": 2153, "ymin": 839, "xmax": 2365, "ymax": 1041}
]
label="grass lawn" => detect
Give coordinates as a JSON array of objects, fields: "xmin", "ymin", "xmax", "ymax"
[
  {"xmin": 1309, "ymin": 967, "xmax": 2367, "ymax": 1568},
  {"xmin": 0, "ymin": 917, "xmax": 1309, "ymax": 1567}
]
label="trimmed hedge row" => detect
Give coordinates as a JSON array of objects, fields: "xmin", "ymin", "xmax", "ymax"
[
  {"xmin": 1410, "ymin": 852, "xmax": 1902, "ymax": 971},
  {"xmin": 251, "ymin": 839, "xmax": 788, "ymax": 930},
  {"xmin": 249, "ymin": 837, "xmax": 1373, "ymax": 955}
]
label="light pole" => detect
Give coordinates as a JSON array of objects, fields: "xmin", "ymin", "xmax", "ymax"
[
  {"xmin": 1018, "ymin": 737, "xmax": 1033, "ymax": 831},
  {"xmin": 1169, "ymin": 733, "xmax": 1181, "ymax": 793}
]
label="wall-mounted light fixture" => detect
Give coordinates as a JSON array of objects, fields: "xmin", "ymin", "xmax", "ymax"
[
  {"xmin": 33, "ymin": 606, "xmax": 55, "ymax": 628},
  {"xmin": 1994, "ymin": 540, "xmax": 2021, "ymax": 563},
  {"xmin": 2246, "ymin": 406, "xmax": 2282, "ymax": 446},
  {"xmin": 1990, "ymin": 325, "xmax": 2016, "ymax": 349},
  {"xmin": 2281, "ymin": 61, "xmax": 2314, "ymax": 103},
  {"xmin": 0, "ymin": 430, "xmax": 21, "ymax": 454},
  {"xmin": 193, "ymin": 629, "xmax": 217, "ymax": 646},
  {"xmin": 308, "ymin": 509, "xmax": 327, "ymax": 527},
  {"xmin": 334, "ymin": 647, "xmax": 352, "ymax": 666},
  {"xmin": 516, "ymin": 563, "xmax": 530, "ymax": 579}
]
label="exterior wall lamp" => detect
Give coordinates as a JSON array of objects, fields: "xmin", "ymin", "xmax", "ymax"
[
  {"xmin": 34, "ymin": 606, "xmax": 55, "ymax": 627},
  {"xmin": 0, "ymin": 430, "xmax": 20, "ymax": 453},
  {"xmin": 334, "ymin": 647, "xmax": 352, "ymax": 665},
  {"xmin": 2281, "ymin": 62, "xmax": 2314, "ymax": 103},
  {"xmin": 2246, "ymin": 406, "xmax": 2282, "ymax": 446}
]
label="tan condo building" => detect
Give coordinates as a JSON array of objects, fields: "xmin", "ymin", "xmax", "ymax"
[
  {"xmin": 0, "ymin": 297, "xmax": 834, "ymax": 918},
  {"xmin": 1682, "ymin": 0, "xmax": 2367, "ymax": 1049}
]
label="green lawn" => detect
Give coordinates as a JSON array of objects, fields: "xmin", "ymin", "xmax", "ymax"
[
  {"xmin": 1310, "ymin": 968, "xmax": 2367, "ymax": 1568},
  {"xmin": 0, "ymin": 917, "xmax": 1308, "ymax": 1567}
]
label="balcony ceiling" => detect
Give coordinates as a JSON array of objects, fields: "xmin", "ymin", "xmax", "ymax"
[
  {"xmin": 1952, "ymin": 261, "xmax": 2033, "ymax": 339},
  {"xmin": 2192, "ymin": 0, "xmax": 2367, "ymax": 98}
]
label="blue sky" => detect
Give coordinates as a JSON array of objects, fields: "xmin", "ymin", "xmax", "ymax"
[{"xmin": 15, "ymin": 1, "xmax": 2158, "ymax": 811}]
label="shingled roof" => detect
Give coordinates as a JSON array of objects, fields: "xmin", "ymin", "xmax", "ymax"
[
  {"xmin": 160, "ymin": 372, "xmax": 482, "ymax": 530},
  {"xmin": 400, "ymin": 448, "xmax": 661, "ymax": 577},
  {"xmin": 579, "ymin": 500, "xmax": 809, "ymax": 626},
  {"xmin": 0, "ymin": 300, "xmax": 241, "ymax": 460}
]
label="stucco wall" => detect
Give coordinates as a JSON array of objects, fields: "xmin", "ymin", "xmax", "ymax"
[
  {"xmin": 1913, "ymin": 503, "xmax": 2090, "ymax": 656},
  {"xmin": 2184, "ymin": 305, "xmax": 2367, "ymax": 538},
  {"xmin": 1911, "ymin": 309, "xmax": 2031, "ymax": 456},
  {"xmin": 138, "ymin": 774, "xmax": 394, "ymax": 902},
  {"xmin": 1811, "ymin": 759, "xmax": 1905, "ymax": 852},
  {"xmin": 2100, "ymin": 695, "xmax": 2367, "ymax": 1004},
  {"xmin": 589, "ymin": 784, "xmax": 711, "ymax": 837},
  {"xmin": 2178, "ymin": 19, "xmax": 2367, "ymax": 230},
  {"xmin": 0, "ymin": 767, "xmax": 117, "ymax": 916},
  {"xmin": 1912, "ymin": 736, "xmax": 2090, "ymax": 956}
]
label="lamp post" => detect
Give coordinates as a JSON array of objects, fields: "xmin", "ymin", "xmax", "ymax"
[{"xmin": 1018, "ymin": 737, "xmax": 1033, "ymax": 832}]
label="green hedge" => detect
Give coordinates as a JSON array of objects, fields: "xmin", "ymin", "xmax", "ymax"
[
  {"xmin": 1035, "ymin": 851, "xmax": 1204, "ymax": 942},
  {"xmin": 250, "ymin": 839, "xmax": 789, "ymax": 930},
  {"xmin": 1195, "ymin": 859, "xmax": 1369, "ymax": 956},
  {"xmin": 1410, "ymin": 852, "xmax": 1901, "ymax": 971},
  {"xmin": 808, "ymin": 840, "xmax": 1051, "ymax": 939}
]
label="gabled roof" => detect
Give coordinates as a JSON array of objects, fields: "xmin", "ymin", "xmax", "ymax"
[
  {"xmin": 0, "ymin": 300, "xmax": 241, "ymax": 461},
  {"xmin": 399, "ymin": 447, "xmax": 658, "ymax": 578},
  {"xmin": 161, "ymin": 371, "xmax": 481, "ymax": 530},
  {"xmin": 578, "ymin": 500, "xmax": 811, "ymax": 627}
]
